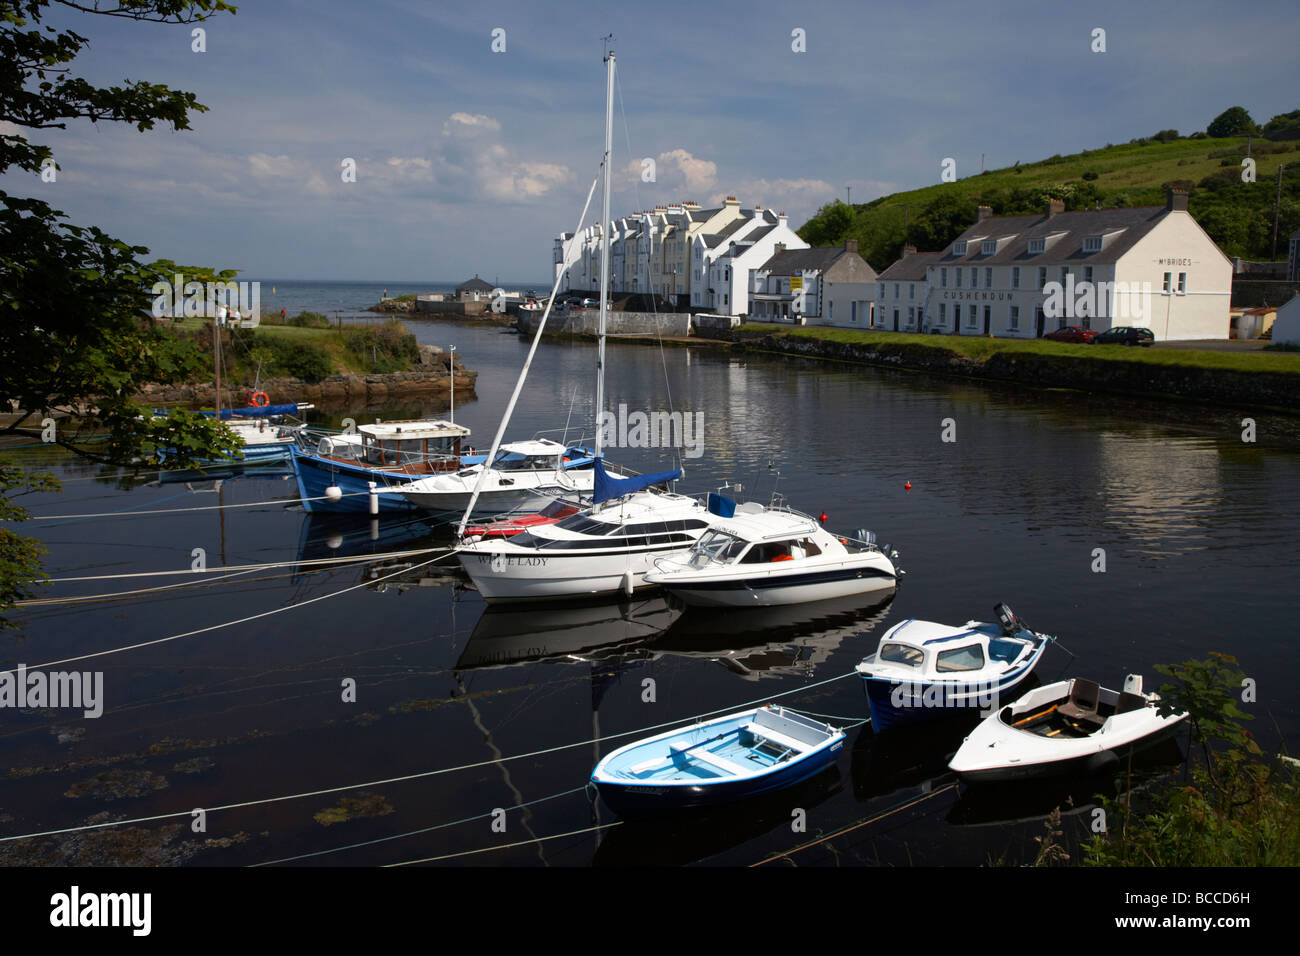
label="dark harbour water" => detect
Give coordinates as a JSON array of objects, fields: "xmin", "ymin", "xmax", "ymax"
[{"xmin": 2, "ymin": 314, "xmax": 1298, "ymax": 868}]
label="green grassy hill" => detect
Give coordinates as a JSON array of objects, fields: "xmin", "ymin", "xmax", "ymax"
[{"xmin": 801, "ymin": 134, "xmax": 1300, "ymax": 272}]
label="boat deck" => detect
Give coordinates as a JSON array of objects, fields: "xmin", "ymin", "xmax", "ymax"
[{"xmin": 619, "ymin": 725, "xmax": 806, "ymax": 782}]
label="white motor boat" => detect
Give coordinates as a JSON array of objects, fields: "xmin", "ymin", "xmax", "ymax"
[
  {"xmin": 948, "ymin": 674, "xmax": 1188, "ymax": 783},
  {"xmin": 457, "ymin": 484, "xmax": 715, "ymax": 603},
  {"xmin": 400, "ymin": 438, "xmax": 607, "ymax": 516},
  {"xmin": 854, "ymin": 603, "xmax": 1048, "ymax": 732},
  {"xmin": 644, "ymin": 499, "xmax": 897, "ymax": 607}
]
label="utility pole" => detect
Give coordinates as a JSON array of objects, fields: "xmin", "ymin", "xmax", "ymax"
[
  {"xmin": 846, "ymin": 185, "xmax": 851, "ymax": 206},
  {"xmin": 448, "ymin": 344, "xmax": 457, "ymax": 423},
  {"xmin": 1273, "ymin": 163, "xmax": 1285, "ymax": 260}
]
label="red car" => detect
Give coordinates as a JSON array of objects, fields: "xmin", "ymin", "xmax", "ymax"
[{"xmin": 1044, "ymin": 325, "xmax": 1098, "ymax": 344}]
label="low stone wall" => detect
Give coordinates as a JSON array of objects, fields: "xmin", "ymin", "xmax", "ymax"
[
  {"xmin": 414, "ymin": 299, "xmax": 491, "ymax": 315},
  {"xmin": 1231, "ymin": 280, "xmax": 1300, "ymax": 309},
  {"xmin": 518, "ymin": 310, "xmax": 692, "ymax": 337},
  {"xmin": 714, "ymin": 331, "xmax": 1300, "ymax": 409},
  {"xmin": 692, "ymin": 313, "xmax": 742, "ymax": 332}
]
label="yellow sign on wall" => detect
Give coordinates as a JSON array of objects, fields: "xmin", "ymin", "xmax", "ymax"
[{"xmin": 790, "ymin": 277, "xmax": 802, "ymax": 291}]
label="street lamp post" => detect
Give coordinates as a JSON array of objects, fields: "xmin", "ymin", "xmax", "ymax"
[{"xmin": 449, "ymin": 344, "xmax": 457, "ymax": 423}]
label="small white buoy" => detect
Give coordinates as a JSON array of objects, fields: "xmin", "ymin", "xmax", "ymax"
[
  {"xmin": 368, "ymin": 481, "xmax": 379, "ymax": 515},
  {"xmin": 325, "ymin": 485, "xmax": 343, "ymax": 502},
  {"xmin": 621, "ymin": 570, "xmax": 634, "ymax": 597},
  {"xmin": 326, "ymin": 533, "xmax": 343, "ymax": 550}
]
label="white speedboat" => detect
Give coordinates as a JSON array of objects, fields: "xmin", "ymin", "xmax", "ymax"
[
  {"xmin": 457, "ymin": 482, "xmax": 714, "ymax": 603},
  {"xmin": 855, "ymin": 603, "xmax": 1048, "ymax": 732},
  {"xmin": 644, "ymin": 500, "xmax": 896, "ymax": 607},
  {"xmin": 400, "ymin": 438, "xmax": 604, "ymax": 516},
  {"xmin": 948, "ymin": 674, "xmax": 1188, "ymax": 783}
]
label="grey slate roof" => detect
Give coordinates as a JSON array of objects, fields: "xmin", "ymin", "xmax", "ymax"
[
  {"xmin": 758, "ymin": 246, "xmax": 849, "ymax": 275},
  {"xmin": 878, "ymin": 252, "xmax": 943, "ymax": 282},
  {"xmin": 455, "ymin": 275, "xmax": 495, "ymax": 293},
  {"xmin": 942, "ymin": 205, "xmax": 1172, "ymax": 266}
]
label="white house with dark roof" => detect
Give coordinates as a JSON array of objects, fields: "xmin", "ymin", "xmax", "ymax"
[
  {"xmin": 912, "ymin": 189, "xmax": 1232, "ymax": 340},
  {"xmin": 1271, "ymin": 292, "xmax": 1300, "ymax": 345},
  {"xmin": 751, "ymin": 240, "xmax": 878, "ymax": 325},
  {"xmin": 875, "ymin": 246, "xmax": 943, "ymax": 331},
  {"xmin": 455, "ymin": 275, "xmax": 496, "ymax": 301},
  {"xmin": 700, "ymin": 209, "xmax": 808, "ymax": 315}
]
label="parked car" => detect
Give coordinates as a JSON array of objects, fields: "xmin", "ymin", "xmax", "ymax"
[
  {"xmin": 1093, "ymin": 326, "xmax": 1155, "ymax": 346},
  {"xmin": 1044, "ymin": 325, "xmax": 1099, "ymax": 344}
]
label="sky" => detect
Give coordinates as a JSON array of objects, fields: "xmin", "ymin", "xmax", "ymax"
[{"xmin": 2, "ymin": 0, "xmax": 1298, "ymax": 282}]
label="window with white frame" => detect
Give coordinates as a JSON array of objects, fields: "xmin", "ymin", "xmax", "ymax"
[
  {"xmin": 1163, "ymin": 272, "xmax": 1172, "ymax": 293},
  {"xmin": 970, "ymin": 267, "xmax": 977, "ymax": 287},
  {"xmin": 1178, "ymin": 272, "xmax": 1187, "ymax": 293},
  {"xmin": 1012, "ymin": 266, "xmax": 1021, "ymax": 289},
  {"xmin": 953, "ymin": 240, "xmax": 967, "ymax": 255},
  {"xmin": 955, "ymin": 269, "xmax": 962, "ymax": 288},
  {"xmin": 894, "ymin": 283, "xmax": 900, "ymax": 298},
  {"xmin": 1009, "ymin": 305, "xmax": 1019, "ymax": 330},
  {"xmin": 967, "ymin": 305, "xmax": 977, "ymax": 328},
  {"xmin": 1038, "ymin": 267, "xmax": 1047, "ymax": 289},
  {"xmin": 1028, "ymin": 238, "xmax": 1045, "ymax": 254},
  {"xmin": 907, "ymin": 306, "xmax": 915, "ymax": 326},
  {"xmin": 1083, "ymin": 236, "xmax": 1102, "ymax": 253},
  {"xmin": 939, "ymin": 303, "xmax": 946, "ymax": 325},
  {"xmin": 941, "ymin": 268, "xmax": 948, "ymax": 288},
  {"xmin": 909, "ymin": 284, "xmax": 915, "ymax": 300},
  {"xmin": 1084, "ymin": 266, "xmax": 1093, "ymax": 283},
  {"xmin": 1060, "ymin": 266, "xmax": 1068, "ymax": 285},
  {"xmin": 981, "ymin": 239, "xmax": 997, "ymax": 255},
  {"xmin": 985, "ymin": 267, "xmax": 993, "ymax": 288}
]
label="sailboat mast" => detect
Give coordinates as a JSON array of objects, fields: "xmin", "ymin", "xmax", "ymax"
[{"xmin": 595, "ymin": 50, "xmax": 614, "ymax": 459}]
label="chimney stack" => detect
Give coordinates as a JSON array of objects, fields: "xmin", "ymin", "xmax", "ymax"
[
  {"xmin": 774, "ymin": 243, "xmax": 786, "ymax": 255},
  {"xmin": 1045, "ymin": 199, "xmax": 1064, "ymax": 218},
  {"xmin": 978, "ymin": 205, "xmax": 993, "ymax": 221},
  {"xmin": 903, "ymin": 244, "xmax": 917, "ymax": 257},
  {"xmin": 846, "ymin": 239, "xmax": 859, "ymax": 254},
  {"xmin": 1166, "ymin": 187, "xmax": 1189, "ymax": 212}
]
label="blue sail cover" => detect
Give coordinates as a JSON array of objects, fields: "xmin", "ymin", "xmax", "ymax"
[
  {"xmin": 593, "ymin": 458, "xmax": 683, "ymax": 504},
  {"xmin": 218, "ymin": 403, "xmax": 300, "ymax": 419}
]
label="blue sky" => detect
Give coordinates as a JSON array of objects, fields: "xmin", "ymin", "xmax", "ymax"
[{"xmin": 3, "ymin": 0, "xmax": 1297, "ymax": 282}]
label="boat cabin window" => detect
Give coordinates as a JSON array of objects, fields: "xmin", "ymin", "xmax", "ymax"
[
  {"xmin": 688, "ymin": 530, "xmax": 747, "ymax": 568},
  {"xmin": 799, "ymin": 538, "xmax": 822, "ymax": 556},
  {"xmin": 935, "ymin": 644, "xmax": 985, "ymax": 672},
  {"xmin": 364, "ymin": 435, "xmax": 458, "ymax": 467},
  {"xmin": 493, "ymin": 452, "xmax": 561, "ymax": 471},
  {"xmin": 880, "ymin": 643, "xmax": 924, "ymax": 667}
]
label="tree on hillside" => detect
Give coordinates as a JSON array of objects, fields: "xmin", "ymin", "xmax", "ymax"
[
  {"xmin": 1207, "ymin": 106, "xmax": 1258, "ymax": 138},
  {"xmin": 1262, "ymin": 110, "xmax": 1300, "ymax": 141},
  {"xmin": 0, "ymin": 0, "xmax": 237, "ymax": 625},
  {"xmin": 797, "ymin": 200, "xmax": 854, "ymax": 247}
]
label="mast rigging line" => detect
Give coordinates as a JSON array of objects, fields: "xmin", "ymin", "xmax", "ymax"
[
  {"xmin": 0, "ymin": 670, "xmax": 857, "ymax": 846},
  {"xmin": 0, "ymin": 551, "xmax": 461, "ymax": 680},
  {"xmin": 455, "ymin": 168, "xmax": 603, "ymax": 534}
]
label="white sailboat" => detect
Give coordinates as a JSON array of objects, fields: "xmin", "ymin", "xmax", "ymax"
[{"xmin": 455, "ymin": 49, "xmax": 719, "ymax": 603}]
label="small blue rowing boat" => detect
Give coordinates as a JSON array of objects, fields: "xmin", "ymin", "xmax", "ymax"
[{"xmin": 590, "ymin": 704, "xmax": 844, "ymax": 812}]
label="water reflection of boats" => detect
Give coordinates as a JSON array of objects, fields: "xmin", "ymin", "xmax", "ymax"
[
  {"xmin": 848, "ymin": 711, "xmax": 971, "ymax": 803},
  {"xmin": 945, "ymin": 737, "xmax": 1184, "ymax": 828},
  {"xmin": 650, "ymin": 591, "xmax": 896, "ymax": 680},
  {"xmin": 293, "ymin": 511, "xmax": 460, "ymax": 589},
  {"xmin": 154, "ymin": 456, "xmax": 294, "ymax": 484},
  {"xmin": 590, "ymin": 764, "xmax": 843, "ymax": 866},
  {"xmin": 455, "ymin": 596, "xmax": 680, "ymax": 670}
]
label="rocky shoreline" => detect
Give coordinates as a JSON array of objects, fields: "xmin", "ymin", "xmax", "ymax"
[{"xmin": 136, "ymin": 366, "xmax": 477, "ymax": 410}]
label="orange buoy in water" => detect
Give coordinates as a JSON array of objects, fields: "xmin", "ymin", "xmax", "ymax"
[
  {"xmin": 904, "ymin": 481, "xmax": 912, "ymax": 491},
  {"xmin": 818, "ymin": 513, "xmax": 827, "ymax": 523}
]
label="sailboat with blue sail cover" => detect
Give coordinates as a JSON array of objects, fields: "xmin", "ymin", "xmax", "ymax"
[{"xmin": 455, "ymin": 48, "xmax": 719, "ymax": 603}]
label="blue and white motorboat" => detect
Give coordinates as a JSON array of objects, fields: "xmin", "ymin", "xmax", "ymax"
[
  {"xmin": 155, "ymin": 402, "xmax": 311, "ymax": 466},
  {"xmin": 289, "ymin": 418, "xmax": 475, "ymax": 513},
  {"xmin": 948, "ymin": 674, "xmax": 1188, "ymax": 783},
  {"xmin": 854, "ymin": 603, "xmax": 1049, "ymax": 732},
  {"xmin": 590, "ymin": 704, "xmax": 845, "ymax": 812}
]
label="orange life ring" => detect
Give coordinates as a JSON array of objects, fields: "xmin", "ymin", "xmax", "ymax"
[{"xmin": 249, "ymin": 391, "xmax": 270, "ymax": 408}]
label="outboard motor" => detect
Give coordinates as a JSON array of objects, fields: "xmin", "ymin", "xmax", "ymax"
[
  {"xmin": 1123, "ymin": 674, "xmax": 1144, "ymax": 695},
  {"xmin": 855, "ymin": 529, "xmax": 875, "ymax": 547},
  {"xmin": 994, "ymin": 602, "xmax": 1023, "ymax": 636}
]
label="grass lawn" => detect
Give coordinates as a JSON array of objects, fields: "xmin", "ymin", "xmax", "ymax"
[{"xmin": 740, "ymin": 325, "xmax": 1300, "ymax": 375}]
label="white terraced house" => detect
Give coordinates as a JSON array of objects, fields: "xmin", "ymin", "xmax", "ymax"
[
  {"xmin": 751, "ymin": 240, "xmax": 878, "ymax": 326},
  {"xmin": 552, "ymin": 197, "xmax": 807, "ymax": 312},
  {"xmin": 873, "ymin": 188, "xmax": 1233, "ymax": 341}
]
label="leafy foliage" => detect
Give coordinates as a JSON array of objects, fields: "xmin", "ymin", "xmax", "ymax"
[
  {"xmin": 345, "ymin": 321, "xmax": 421, "ymax": 374},
  {"xmin": 0, "ymin": 0, "xmax": 238, "ymax": 626},
  {"xmin": 1083, "ymin": 654, "xmax": 1299, "ymax": 867},
  {"xmin": 1206, "ymin": 106, "xmax": 1258, "ymax": 138}
]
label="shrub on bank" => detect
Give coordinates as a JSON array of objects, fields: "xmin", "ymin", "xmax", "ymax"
[{"xmin": 345, "ymin": 320, "xmax": 420, "ymax": 373}]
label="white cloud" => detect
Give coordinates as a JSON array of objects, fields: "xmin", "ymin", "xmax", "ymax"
[{"xmin": 431, "ymin": 111, "xmax": 571, "ymax": 203}]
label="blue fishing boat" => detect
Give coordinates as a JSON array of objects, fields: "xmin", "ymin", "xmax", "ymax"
[
  {"xmin": 854, "ymin": 603, "xmax": 1049, "ymax": 732},
  {"xmin": 590, "ymin": 704, "xmax": 844, "ymax": 812},
  {"xmin": 290, "ymin": 419, "xmax": 477, "ymax": 513}
]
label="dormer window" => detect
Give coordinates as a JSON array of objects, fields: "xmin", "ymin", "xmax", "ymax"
[
  {"xmin": 1083, "ymin": 236, "xmax": 1102, "ymax": 253},
  {"xmin": 1028, "ymin": 238, "xmax": 1046, "ymax": 254},
  {"xmin": 981, "ymin": 239, "xmax": 998, "ymax": 255},
  {"xmin": 952, "ymin": 240, "xmax": 968, "ymax": 256}
]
